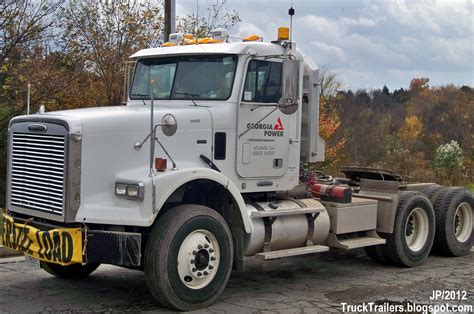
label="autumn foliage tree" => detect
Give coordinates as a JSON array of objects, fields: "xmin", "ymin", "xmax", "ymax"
[
  {"xmin": 1, "ymin": 0, "xmax": 63, "ymax": 117},
  {"xmin": 0, "ymin": 0, "xmax": 64, "ymax": 203},
  {"xmin": 326, "ymin": 77, "xmax": 473, "ymax": 184},
  {"xmin": 392, "ymin": 115, "xmax": 425, "ymax": 179},
  {"xmin": 61, "ymin": 0, "xmax": 164, "ymax": 106},
  {"xmin": 317, "ymin": 94, "xmax": 346, "ymax": 174}
]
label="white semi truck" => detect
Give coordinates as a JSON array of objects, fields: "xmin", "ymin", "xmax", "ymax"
[{"xmin": 2, "ymin": 28, "xmax": 473, "ymax": 311}]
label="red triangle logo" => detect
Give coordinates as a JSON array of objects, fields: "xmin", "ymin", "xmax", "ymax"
[{"xmin": 274, "ymin": 117, "xmax": 284, "ymax": 130}]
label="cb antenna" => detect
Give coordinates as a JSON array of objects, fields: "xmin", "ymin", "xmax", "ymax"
[
  {"xmin": 289, "ymin": 0, "xmax": 295, "ymax": 45},
  {"xmin": 195, "ymin": 0, "xmax": 199, "ymax": 37}
]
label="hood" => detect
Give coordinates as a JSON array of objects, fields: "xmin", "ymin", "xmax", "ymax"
[{"xmin": 12, "ymin": 104, "xmax": 212, "ymax": 136}]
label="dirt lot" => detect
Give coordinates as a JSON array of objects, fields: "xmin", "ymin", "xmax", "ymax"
[{"xmin": 0, "ymin": 249, "xmax": 472, "ymax": 313}]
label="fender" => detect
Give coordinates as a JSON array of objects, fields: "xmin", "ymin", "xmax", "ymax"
[
  {"xmin": 76, "ymin": 166, "xmax": 252, "ymax": 230},
  {"xmin": 152, "ymin": 167, "xmax": 252, "ymax": 233}
]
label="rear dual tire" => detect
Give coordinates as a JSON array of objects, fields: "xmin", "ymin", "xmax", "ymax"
[
  {"xmin": 421, "ymin": 184, "xmax": 443, "ymax": 202},
  {"xmin": 433, "ymin": 188, "xmax": 473, "ymax": 256},
  {"xmin": 366, "ymin": 191, "xmax": 435, "ymax": 267}
]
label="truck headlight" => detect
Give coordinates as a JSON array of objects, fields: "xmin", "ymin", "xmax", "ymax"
[
  {"xmin": 115, "ymin": 183, "xmax": 127, "ymax": 196},
  {"xmin": 115, "ymin": 181, "xmax": 144, "ymax": 200}
]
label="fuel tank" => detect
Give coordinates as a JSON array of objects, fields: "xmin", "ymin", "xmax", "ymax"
[{"xmin": 244, "ymin": 198, "xmax": 330, "ymax": 256}]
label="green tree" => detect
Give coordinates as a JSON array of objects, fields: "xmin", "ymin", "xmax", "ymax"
[{"xmin": 433, "ymin": 140, "xmax": 465, "ymax": 185}]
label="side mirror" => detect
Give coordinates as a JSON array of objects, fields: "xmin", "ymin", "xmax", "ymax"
[
  {"xmin": 160, "ymin": 114, "xmax": 177, "ymax": 136},
  {"xmin": 278, "ymin": 59, "xmax": 300, "ymax": 115}
]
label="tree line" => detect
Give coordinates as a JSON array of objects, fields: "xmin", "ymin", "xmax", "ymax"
[{"xmin": 319, "ymin": 77, "xmax": 473, "ymax": 185}]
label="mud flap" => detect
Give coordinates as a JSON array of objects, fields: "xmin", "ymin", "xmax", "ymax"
[{"xmin": 85, "ymin": 230, "xmax": 141, "ymax": 267}]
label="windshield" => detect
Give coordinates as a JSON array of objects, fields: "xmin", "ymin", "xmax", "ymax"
[{"xmin": 130, "ymin": 54, "xmax": 238, "ymax": 100}]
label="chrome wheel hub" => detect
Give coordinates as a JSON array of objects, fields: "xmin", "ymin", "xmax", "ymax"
[
  {"xmin": 454, "ymin": 202, "xmax": 473, "ymax": 243},
  {"xmin": 405, "ymin": 207, "xmax": 429, "ymax": 252}
]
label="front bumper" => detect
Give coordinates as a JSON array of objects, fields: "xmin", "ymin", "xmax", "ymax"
[{"xmin": 2, "ymin": 213, "xmax": 141, "ymax": 267}]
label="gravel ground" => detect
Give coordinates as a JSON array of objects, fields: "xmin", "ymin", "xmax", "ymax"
[{"xmin": 0, "ymin": 249, "xmax": 472, "ymax": 313}]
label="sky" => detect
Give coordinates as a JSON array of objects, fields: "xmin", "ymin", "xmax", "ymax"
[{"xmin": 176, "ymin": 0, "xmax": 473, "ymax": 91}]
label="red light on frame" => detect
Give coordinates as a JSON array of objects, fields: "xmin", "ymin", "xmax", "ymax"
[{"xmin": 155, "ymin": 158, "xmax": 167, "ymax": 171}]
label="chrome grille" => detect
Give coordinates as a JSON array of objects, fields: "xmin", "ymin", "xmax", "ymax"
[{"xmin": 10, "ymin": 132, "xmax": 66, "ymax": 215}]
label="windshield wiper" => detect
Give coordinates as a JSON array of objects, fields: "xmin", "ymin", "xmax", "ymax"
[
  {"xmin": 173, "ymin": 91, "xmax": 209, "ymax": 108},
  {"xmin": 173, "ymin": 91, "xmax": 201, "ymax": 98},
  {"xmin": 131, "ymin": 93, "xmax": 151, "ymax": 98}
]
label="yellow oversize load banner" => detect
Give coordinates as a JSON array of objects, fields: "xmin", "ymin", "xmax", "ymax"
[{"xmin": 2, "ymin": 214, "xmax": 83, "ymax": 266}]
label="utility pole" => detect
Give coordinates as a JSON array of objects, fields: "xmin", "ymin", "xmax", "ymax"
[
  {"xmin": 164, "ymin": 0, "xmax": 176, "ymax": 42},
  {"xmin": 27, "ymin": 83, "xmax": 31, "ymax": 115}
]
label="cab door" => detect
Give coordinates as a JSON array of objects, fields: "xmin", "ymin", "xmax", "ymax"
[{"xmin": 236, "ymin": 59, "xmax": 291, "ymax": 178}]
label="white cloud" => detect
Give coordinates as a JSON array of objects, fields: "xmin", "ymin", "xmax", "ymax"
[
  {"xmin": 430, "ymin": 36, "xmax": 473, "ymax": 66},
  {"xmin": 174, "ymin": 0, "xmax": 474, "ymax": 89},
  {"xmin": 344, "ymin": 34, "xmax": 411, "ymax": 67},
  {"xmin": 235, "ymin": 23, "xmax": 266, "ymax": 39},
  {"xmin": 296, "ymin": 15, "xmax": 344, "ymax": 40},
  {"xmin": 310, "ymin": 41, "xmax": 346, "ymax": 63},
  {"xmin": 340, "ymin": 17, "xmax": 376, "ymax": 28}
]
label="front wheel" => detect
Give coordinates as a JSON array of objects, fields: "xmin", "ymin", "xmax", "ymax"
[
  {"xmin": 144, "ymin": 204, "xmax": 233, "ymax": 311},
  {"xmin": 40, "ymin": 262, "xmax": 100, "ymax": 279}
]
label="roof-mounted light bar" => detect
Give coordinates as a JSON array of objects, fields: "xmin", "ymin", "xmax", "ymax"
[
  {"xmin": 210, "ymin": 28, "xmax": 229, "ymax": 41},
  {"xmin": 169, "ymin": 33, "xmax": 183, "ymax": 43},
  {"xmin": 243, "ymin": 34, "xmax": 262, "ymax": 42},
  {"xmin": 159, "ymin": 27, "xmax": 291, "ymax": 47},
  {"xmin": 162, "ymin": 32, "xmax": 183, "ymax": 47},
  {"xmin": 198, "ymin": 37, "xmax": 223, "ymax": 44}
]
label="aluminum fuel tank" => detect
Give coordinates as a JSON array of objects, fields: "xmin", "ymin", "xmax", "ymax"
[{"xmin": 244, "ymin": 198, "xmax": 330, "ymax": 256}]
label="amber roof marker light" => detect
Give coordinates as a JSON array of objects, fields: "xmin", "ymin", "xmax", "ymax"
[{"xmin": 278, "ymin": 27, "xmax": 289, "ymax": 41}]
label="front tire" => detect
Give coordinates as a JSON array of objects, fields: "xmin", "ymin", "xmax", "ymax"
[
  {"xmin": 41, "ymin": 262, "xmax": 100, "ymax": 279},
  {"xmin": 433, "ymin": 188, "xmax": 473, "ymax": 256},
  {"xmin": 382, "ymin": 191, "xmax": 435, "ymax": 267},
  {"xmin": 144, "ymin": 204, "xmax": 233, "ymax": 311}
]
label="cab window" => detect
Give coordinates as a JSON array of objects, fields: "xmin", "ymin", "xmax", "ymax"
[
  {"xmin": 130, "ymin": 55, "xmax": 237, "ymax": 100},
  {"xmin": 242, "ymin": 60, "xmax": 282, "ymax": 103}
]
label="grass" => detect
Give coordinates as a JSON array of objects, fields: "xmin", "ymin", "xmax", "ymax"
[{"xmin": 466, "ymin": 183, "xmax": 474, "ymax": 192}]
